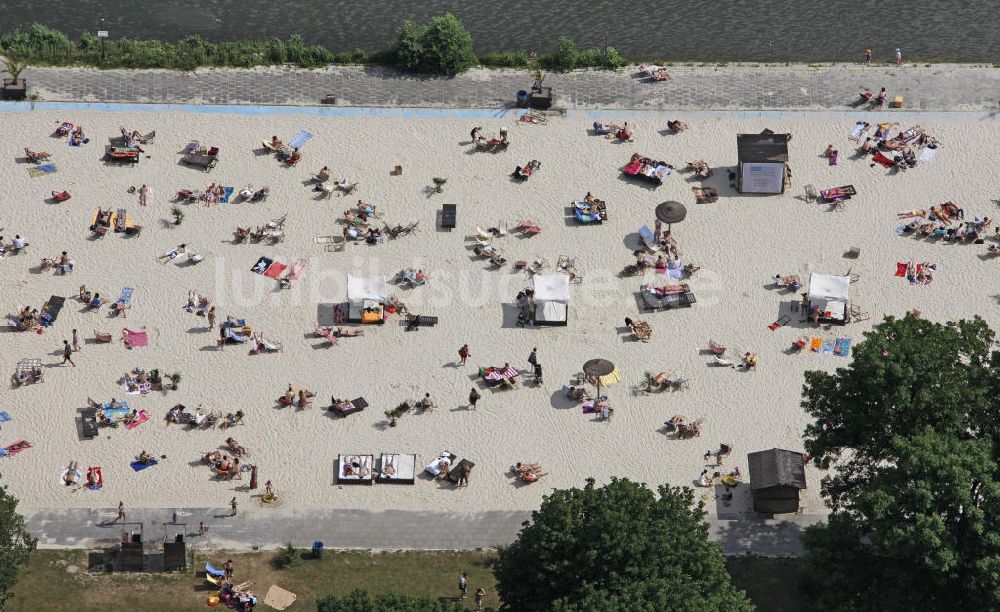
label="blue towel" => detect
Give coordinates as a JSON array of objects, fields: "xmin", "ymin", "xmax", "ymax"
[
  {"xmin": 130, "ymin": 458, "xmax": 158, "ymax": 472},
  {"xmin": 117, "ymin": 287, "xmax": 134, "ymax": 305},
  {"xmin": 820, "ymin": 342, "xmax": 834, "ymax": 355},
  {"xmin": 289, "ymin": 131, "xmax": 313, "ymax": 150},
  {"xmin": 0, "ymin": 411, "xmax": 11, "ymax": 423},
  {"xmin": 220, "ymin": 186, "xmax": 235, "ymax": 204},
  {"xmin": 205, "ymin": 562, "xmax": 225, "ymax": 577},
  {"xmin": 102, "ymin": 402, "xmax": 130, "ymax": 422},
  {"xmin": 835, "ymin": 338, "xmax": 852, "ymax": 357}
]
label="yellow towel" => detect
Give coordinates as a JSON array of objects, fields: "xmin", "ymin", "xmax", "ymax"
[{"xmin": 599, "ymin": 367, "xmax": 622, "ymax": 386}]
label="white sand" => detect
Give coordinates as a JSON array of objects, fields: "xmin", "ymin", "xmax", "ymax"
[{"xmin": 1, "ymin": 108, "xmax": 997, "ymax": 517}]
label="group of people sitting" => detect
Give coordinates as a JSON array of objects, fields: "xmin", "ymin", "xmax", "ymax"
[
  {"xmin": 0, "ymin": 234, "xmax": 28, "ymax": 257},
  {"xmin": 40, "ymin": 251, "xmax": 73, "ymax": 275},
  {"xmin": 203, "ymin": 449, "xmax": 241, "ymax": 479},
  {"xmin": 666, "ymin": 120, "xmax": 688, "ymax": 133},
  {"xmin": 280, "ymin": 385, "xmax": 315, "ymax": 408},
  {"xmin": 11, "ymin": 306, "xmax": 42, "ymax": 331},
  {"xmin": 164, "ymin": 404, "xmax": 217, "ymax": 428},
  {"xmin": 123, "ymin": 368, "xmax": 161, "ymax": 393},
  {"xmin": 687, "ymin": 159, "xmax": 711, "ymax": 178},
  {"xmin": 858, "ymin": 87, "xmax": 888, "ymax": 108},
  {"xmin": 513, "ymin": 462, "xmax": 544, "ymax": 482},
  {"xmin": 898, "ymin": 205, "xmax": 993, "ymax": 242},
  {"xmin": 594, "ymin": 121, "xmax": 633, "ymax": 141},
  {"xmin": 471, "ymin": 126, "xmax": 509, "ymax": 151}
]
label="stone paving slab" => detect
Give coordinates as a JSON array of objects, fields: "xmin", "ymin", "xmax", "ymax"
[
  {"xmin": 18, "ymin": 64, "xmax": 1000, "ymax": 111},
  {"xmin": 24, "ymin": 507, "xmax": 821, "ymax": 556}
]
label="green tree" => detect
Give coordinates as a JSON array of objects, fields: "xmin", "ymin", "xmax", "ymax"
[
  {"xmin": 799, "ymin": 314, "xmax": 1000, "ymax": 610},
  {"xmin": 494, "ymin": 478, "xmax": 752, "ymax": 612},
  {"xmin": 393, "ymin": 13, "xmax": 477, "ymax": 76},
  {"xmin": 0, "ymin": 477, "xmax": 36, "ymax": 608},
  {"xmin": 316, "ymin": 589, "xmax": 465, "ymax": 612}
]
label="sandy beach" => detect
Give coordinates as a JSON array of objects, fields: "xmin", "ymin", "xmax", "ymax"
[{"xmin": 1, "ymin": 106, "xmax": 997, "ymax": 519}]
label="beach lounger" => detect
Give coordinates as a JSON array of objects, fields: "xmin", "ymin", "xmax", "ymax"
[
  {"xmin": 337, "ymin": 454, "xmax": 374, "ymax": 485},
  {"xmin": 424, "ymin": 451, "xmax": 457, "ymax": 477},
  {"xmin": 445, "ymin": 459, "xmax": 475, "ymax": 485},
  {"xmin": 441, "ymin": 204, "xmax": 457, "ymax": 230},
  {"xmin": 40, "ymin": 295, "xmax": 65, "ymax": 326},
  {"xmin": 641, "ymin": 284, "xmax": 696, "ymax": 311},
  {"xmin": 378, "ymin": 453, "xmax": 416, "ymax": 484},
  {"xmin": 638, "ymin": 225, "xmax": 656, "ymax": 249},
  {"xmin": 404, "ymin": 314, "xmax": 439, "ymax": 331},
  {"xmin": 81, "ymin": 409, "xmax": 100, "ymax": 439},
  {"xmin": 330, "ymin": 397, "xmax": 367, "ymax": 417},
  {"xmin": 181, "ymin": 149, "xmax": 218, "ymax": 171}
]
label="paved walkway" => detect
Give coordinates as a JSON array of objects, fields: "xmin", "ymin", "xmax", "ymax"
[
  {"xmin": 24, "ymin": 506, "xmax": 822, "ymax": 556},
  {"xmin": 19, "ymin": 63, "xmax": 1000, "ymax": 111}
]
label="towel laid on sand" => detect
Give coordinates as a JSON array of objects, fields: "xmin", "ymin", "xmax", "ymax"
[
  {"xmin": 126, "ymin": 410, "xmax": 150, "ymax": 430},
  {"xmin": 28, "ymin": 164, "xmax": 57, "ymax": 177},
  {"xmin": 130, "ymin": 458, "xmax": 158, "ymax": 471}
]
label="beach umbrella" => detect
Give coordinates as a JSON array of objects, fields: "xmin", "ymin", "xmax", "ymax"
[
  {"xmin": 655, "ymin": 200, "xmax": 687, "ymax": 232},
  {"xmin": 583, "ymin": 358, "xmax": 616, "ymax": 396}
]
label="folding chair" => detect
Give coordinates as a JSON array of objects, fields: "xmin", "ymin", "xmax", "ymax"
[{"xmin": 804, "ymin": 184, "xmax": 818, "ymax": 201}]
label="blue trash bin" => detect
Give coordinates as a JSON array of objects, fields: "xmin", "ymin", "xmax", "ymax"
[{"xmin": 516, "ymin": 90, "xmax": 529, "ymax": 108}]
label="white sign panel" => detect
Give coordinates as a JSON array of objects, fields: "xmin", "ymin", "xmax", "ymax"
[
  {"xmin": 740, "ymin": 162, "xmax": 784, "ymax": 194},
  {"xmin": 97, "ymin": 31, "xmax": 109, "ymax": 38}
]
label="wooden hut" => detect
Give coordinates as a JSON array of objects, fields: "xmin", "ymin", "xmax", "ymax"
[
  {"xmin": 736, "ymin": 130, "xmax": 791, "ymax": 194},
  {"xmin": 747, "ymin": 448, "xmax": 807, "ymax": 514}
]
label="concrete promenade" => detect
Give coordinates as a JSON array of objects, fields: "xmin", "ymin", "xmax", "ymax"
[
  {"xmin": 19, "ymin": 63, "xmax": 1000, "ymax": 111},
  {"xmin": 24, "ymin": 506, "xmax": 821, "ymax": 556}
]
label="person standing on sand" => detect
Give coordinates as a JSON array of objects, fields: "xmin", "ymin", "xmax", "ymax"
[
  {"xmin": 458, "ymin": 344, "xmax": 470, "ymax": 366},
  {"xmin": 468, "ymin": 387, "xmax": 481, "ymax": 410},
  {"xmin": 458, "ymin": 463, "xmax": 471, "ymax": 488},
  {"xmin": 114, "ymin": 501, "xmax": 125, "ymax": 523},
  {"xmin": 207, "ymin": 306, "xmax": 216, "ymax": 329},
  {"xmin": 138, "ymin": 184, "xmax": 150, "ymax": 206},
  {"xmin": 527, "ymin": 347, "xmax": 538, "ymax": 369},
  {"xmin": 62, "ymin": 340, "xmax": 76, "ymax": 367},
  {"xmin": 229, "ymin": 497, "xmax": 238, "ymax": 516},
  {"xmin": 72, "ymin": 328, "xmax": 80, "ymax": 352},
  {"xmin": 865, "ymin": 48, "xmax": 872, "ymax": 64}
]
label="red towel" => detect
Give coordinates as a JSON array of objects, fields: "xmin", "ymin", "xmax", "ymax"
[
  {"xmin": 895, "ymin": 262, "xmax": 907, "ymax": 277},
  {"xmin": 872, "ymin": 151, "xmax": 895, "ymax": 168},
  {"xmin": 264, "ymin": 262, "xmax": 287, "ymax": 278}
]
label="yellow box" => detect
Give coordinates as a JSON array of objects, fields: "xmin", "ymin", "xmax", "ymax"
[{"xmin": 892, "ymin": 96, "xmax": 904, "ymax": 108}]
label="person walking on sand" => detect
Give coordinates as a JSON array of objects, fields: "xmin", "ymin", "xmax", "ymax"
[
  {"xmin": 138, "ymin": 184, "xmax": 150, "ymax": 206},
  {"xmin": 72, "ymin": 328, "xmax": 80, "ymax": 352},
  {"xmin": 207, "ymin": 306, "xmax": 216, "ymax": 329},
  {"xmin": 459, "ymin": 572, "xmax": 468, "ymax": 600},
  {"xmin": 458, "ymin": 343, "xmax": 470, "ymax": 366},
  {"xmin": 114, "ymin": 501, "xmax": 125, "ymax": 523},
  {"xmin": 468, "ymin": 387, "xmax": 481, "ymax": 410},
  {"xmin": 527, "ymin": 347, "xmax": 538, "ymax": 369},
  {"xmin": 475, "ymin": 587, "xmax": 486, "ymax": 611},
  {"xmin": 865, "ymin": 47, "xmax": 872, "ymax": 64},
  {"xmin": 62, "ymin": 340, "xmax": 76, "ymax": 367},
  {"xmin": 895, "ymin": 48, "xmax": 902, "ymax": 65},
  {"xmin": 229, "ymin": 497, "xmax": 238, "ymax": 516},
  {"xmin": 458, "ymin": 463, "xmax": 471, "ymax": 488}
]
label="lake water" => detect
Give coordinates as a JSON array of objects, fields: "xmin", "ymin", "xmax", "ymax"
[{"xmin": 2, "ymin": 0, "xmax": 997, "ymax": 63}]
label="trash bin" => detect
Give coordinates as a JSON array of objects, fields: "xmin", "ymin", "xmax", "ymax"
[
  {"xmin": 516, "ymin": 90, "xmax": 529, "ymax": 108},
  {"xmin": 311, "ymin": 541, "xmax": 324, "ymax": 559}
]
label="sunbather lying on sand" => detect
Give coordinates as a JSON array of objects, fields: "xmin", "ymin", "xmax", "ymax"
[
  {"xmin": 63, "ymin": 461, "xmax": 81, "ymax": 486},
  {"xmin": 667, "ymin": 120, "xmax": 688, "ymax": 132}
]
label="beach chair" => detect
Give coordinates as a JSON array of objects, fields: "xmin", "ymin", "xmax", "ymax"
[
  {"xmin": 638, "ymin": 225, "xmax": 656, "ymax": 249},
  {"xmin": 804, "ymin": 184, "xmax": 817, "ymax": 201},
  {"xmin": 516, "ymin": 219, "xmax": 541, "ymax": 236},
  {"xmin": 441, "ymin": 204, "xmax": 457, "ymax": 230}
]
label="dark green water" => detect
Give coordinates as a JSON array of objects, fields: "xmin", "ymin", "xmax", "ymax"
[{"xmin": 2, "ymin": 0, "xmax": 996, "ymax": 62}]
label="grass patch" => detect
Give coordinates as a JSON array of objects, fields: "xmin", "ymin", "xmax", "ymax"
[{"xmin": 9, "ymin": 548, "xmax": 500, "ymax": 611}]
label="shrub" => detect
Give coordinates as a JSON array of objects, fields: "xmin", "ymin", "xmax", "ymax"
[
  {"xmin": 605, "ymin": 46, "xmax": 626, "ymax": 68},
  {"xmin": 542, "ymin": 36, "xmax": 579, "ymax": 71},
  {"xmin": 272, "ymin": 543, "xmax": 298, "ymax": 569},
  {"xmin": 577, "ymin": 48, "xmax": 603, "ymax": 68},
  {"xmin": 393, "ymin": 13, "xmax": 476, "ymax": 75},
  {"xmin": 480, "ymin": 51, "xmax": 530, "ymax": 68}
]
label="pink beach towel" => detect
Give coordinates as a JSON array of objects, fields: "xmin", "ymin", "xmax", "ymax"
[
  {"xmin": 123, "ymin": 331, "xmax": 148, "ymax": 349},
  {"xmin": 287, "ymin": 259, "xmax": 307, "ymax": 281},
  {"xmin": 126, "ymin": 410, "xmax": 150, "ymax": 430},
  {"xmin": 264, "ymin": 262, "xmax": 287, "ymax": 278}
]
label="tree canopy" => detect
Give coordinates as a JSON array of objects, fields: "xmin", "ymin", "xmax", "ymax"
[
  {"xmin": 0, "ymin": 476, "xmax": 36, "ymax": 609},
  {"xmin": 799, "ymin": 314, "xmax": 1000, "ymax": 610},
  {"xmin": 393, "ymin": 13, "xmax": 477, "ymax": 76},
  {"xmin": 493, "ymin": 478, "xmax": 752, "ymax": 612},
  {"xmin": 316, "ymin": 589, "xmax": 465, "ymax": 612}
]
